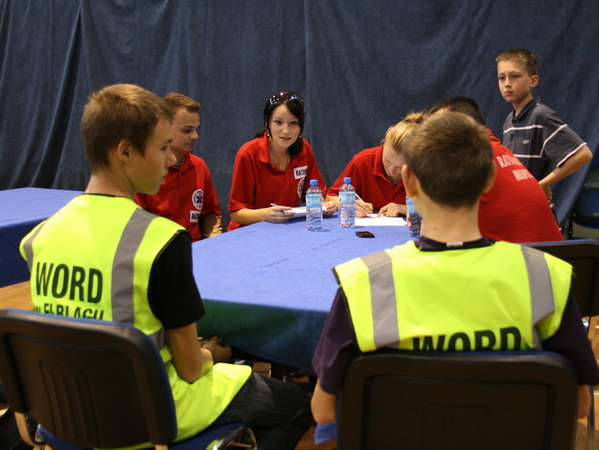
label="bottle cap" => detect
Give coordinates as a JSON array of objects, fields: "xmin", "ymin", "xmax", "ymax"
[
  {"xmin": 343, "ymin": 177, "xmax": 352, "ymax": 183},
  {"xmin": 310, "ymin": 179, "xmax": 318, "ymax": 186}
]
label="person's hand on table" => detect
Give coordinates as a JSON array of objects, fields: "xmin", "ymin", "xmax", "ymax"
[
  {"xmin": 264, "ymin": 205, "xmax": 294, "ymax": 223},
  {"xmin": 322, "ymin": 200, "xmax": 336, "ymax": 216},
  {"xmin": 378, "ymin": 202, "xmax": 406, "ymax": 217},
  {"xmin": 355, "ymin": 199, "xmax": 373, "ymax": 218},
  {"xmin": 198, "ymin": 336, "xmax": 233, "ymax": 363}
]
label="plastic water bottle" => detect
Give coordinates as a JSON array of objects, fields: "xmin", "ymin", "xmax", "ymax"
[
  {"xmin": 339, "ymin": 177, "xmax": 356, "ymax": 228},
  {"xmin": 406, "ymin": 196, "xmax": 422, "ymax": 236},
  {"xmin": 306, "ymin": 179, "xmax": 323, "ymax": 231}
]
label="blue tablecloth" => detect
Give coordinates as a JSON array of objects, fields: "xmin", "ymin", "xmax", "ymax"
[
  {"xmin": 0, "ymin": 188, "xmax": 81, "ymax": 287},
  {"xmin": 192, "ymin": 215, "xmax": 413, "ymax": 368}
]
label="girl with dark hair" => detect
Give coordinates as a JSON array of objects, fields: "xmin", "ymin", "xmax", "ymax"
[{"xmin": 228, "ymin": 91, "xmax": 332, "ymax": 230}]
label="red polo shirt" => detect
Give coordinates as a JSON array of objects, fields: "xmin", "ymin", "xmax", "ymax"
[
  {"xmin": 228, "ymin": 134, "xmax": 327, "ymax": 230},
  {"xmin": 327, "ymin": 146, "xmax": 406, "ymax": 211},
  {"xmin": 136, "ymin": 152, "xmax": 220, "ymax": 242},
  {"xmin": 479, "ymin": 131, "xmax": 563, "ymax": 243}
]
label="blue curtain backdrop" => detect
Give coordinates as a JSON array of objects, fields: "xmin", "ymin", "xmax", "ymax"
[{"xmin": 1, "ymin": 0, "xmax": 598, "ymax": 226}]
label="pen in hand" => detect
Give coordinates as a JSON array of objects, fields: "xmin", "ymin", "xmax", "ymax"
[
  {"xmin": 270, "ymin": 203, "xmax": 287, "ymax": 215},
  {"xmin": 354, "ymin": 193, "xmax": 373, "ymax": 216}
]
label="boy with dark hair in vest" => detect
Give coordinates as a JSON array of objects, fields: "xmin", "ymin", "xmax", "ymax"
[
  {"xmin": 311, "ymin": 112, "xmax": 598, "ymax": 429},
  {"xmin": 20, "ymin": 84, "xmax": 311, "ymax": 449}
]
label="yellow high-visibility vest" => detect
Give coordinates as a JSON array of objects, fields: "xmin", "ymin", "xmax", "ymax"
[
  {"xmin": 20, "ymin": 195, "xmax": 251, "ymax": 441},
  {"xmin": 335, "ymin": 241, "xmax": 571, "ymax": 353}
]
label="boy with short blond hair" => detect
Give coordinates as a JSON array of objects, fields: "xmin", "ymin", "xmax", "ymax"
[
  {"xmin": 311, "ymin": 112, "xmax": 598, "ymax": 428},
  {"xmin": 163, "ymin": 92, "xmax": 202, "ymax": 113},
  {"xmin": 496, "ymin": 48, "xmax": 592, "ymax": 201},
  {"xmin": 136, "ymin": 92, "xmax": 222, "ymax": 241},
  {"xmin": 325, "ymin": 113, "xmax": 424, "ymax": 218}
]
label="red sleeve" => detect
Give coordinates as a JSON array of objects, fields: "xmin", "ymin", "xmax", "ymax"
[
  {"xmin": 327, "ymin": 159, "xmax": 356, "ymax": 197},
  {"xmin": 228, "ymin": 144, "xmax": 256, "ymax": 212}
]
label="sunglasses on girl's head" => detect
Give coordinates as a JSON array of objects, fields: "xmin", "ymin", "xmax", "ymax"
[{"xmin": 268, "ymin": 92, "xmax": 304, "ymax": 108}]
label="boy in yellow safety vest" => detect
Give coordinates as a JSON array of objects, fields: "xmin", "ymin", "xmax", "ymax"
[
  {"xmin": 20, "ymin": 84, "xmax": 311, "ymax": 448},
  {"xmin": 311, "ymin": 111, "xmax": 598, "ymax": 430}
]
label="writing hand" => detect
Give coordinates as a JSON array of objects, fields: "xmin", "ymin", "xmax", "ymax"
[{"xmin": 355, "ymin": 199, "xmax": 373, "ymax": 218}]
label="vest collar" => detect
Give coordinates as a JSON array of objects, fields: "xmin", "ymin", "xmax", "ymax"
[{"xmin": 416, "ymin": 235, "xmax": 493, "ymax": 251}]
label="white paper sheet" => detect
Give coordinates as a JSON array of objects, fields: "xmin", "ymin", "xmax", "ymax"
[
  {"xmin": 355, "ymin": 215, "xmax": 407, "ymax": 226},
  {"xmin": 289, "ymin": 206, "xmax": 307, "ymax": 218}
]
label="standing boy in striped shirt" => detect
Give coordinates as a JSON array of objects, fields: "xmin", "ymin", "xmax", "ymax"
[{"xmin": 496, "ymin": 48, "xmax": 592, "ymax": 202}]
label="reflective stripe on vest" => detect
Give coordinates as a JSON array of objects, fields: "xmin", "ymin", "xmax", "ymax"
[
  {"xmin": 112, "ymin": 208, "xmax": 166, "ymax": 349},
  {"xmin": 521, "ymin": 245, "xmax": 555, "ymax": 348},
  {"xmin": 361, "ymin": 251, "xmax": 398, "ymax": 349},
  {"xmin": 353, "ymin": 245, "xmax": 556, "ymax": 351},
  {"xmin": 22, "ymin": 222, "xmax": 46, "ymax": 272},
  {"xmin": 21, "ymin": 206, "xmax": 166, "ymax": 349}
]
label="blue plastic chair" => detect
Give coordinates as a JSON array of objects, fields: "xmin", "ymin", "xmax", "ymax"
[{"xmin": 0, "ymin": 308, "xmax": 256, "ymax": 449}]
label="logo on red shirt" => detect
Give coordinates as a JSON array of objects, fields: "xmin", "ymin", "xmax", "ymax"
[{"xmin": 192, "ymin": 189, "xmax": 204, "ymax": 211}]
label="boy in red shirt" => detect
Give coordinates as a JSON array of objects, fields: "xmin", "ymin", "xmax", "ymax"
[{"xmin": 136, "ymin": 93, "xmax": 221, "ymax": 241}]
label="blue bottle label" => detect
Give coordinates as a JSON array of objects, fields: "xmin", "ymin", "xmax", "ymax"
[
  {"xmin": 339, "ymin": 191, "xmax": 355, "ymax": 205},
  {"xmin": 306, "ymin": 194, "xmax": 321, "ymax": 208}
]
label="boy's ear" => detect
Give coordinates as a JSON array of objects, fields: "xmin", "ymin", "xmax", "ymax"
[
  {"xmin": 482, "ymin": 163, "xmax": 497, "ymax": 194},
  {"xmin": 402, "ymin": 164, "xmax": 419, "ymax": 198},
  {"xmin": 115, "ymin": 140, "xmax": 133, "ymax": 162},
  {"xmin": 530, "ymin": 74, "xmax": 539, "ymax": 89}
]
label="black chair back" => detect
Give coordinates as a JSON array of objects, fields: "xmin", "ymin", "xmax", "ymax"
[
  {"xmin": 527, "ymin": 239, "xmax": 599, "ymax": 318},
  {"xmin": 0, "ymin": 308, "xmax": 177, "ymax": 448},
  {"xmin": 338, "ymin": 351, "xmax": 578, "ymax": 450}
]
